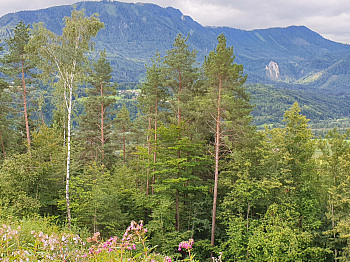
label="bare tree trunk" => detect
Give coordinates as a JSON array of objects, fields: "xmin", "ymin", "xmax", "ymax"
[
  {"xmin": 246, "ymin": 202, "xmax": 250, "ymax": 259},
  {"xmin": 65, "ymin": 85, "xmax": 73, "ymax": 229},
  {"xmin": 94, "ymin": 206, "xmax": 97, "ymax": 233},
  {"xmin": 123, "ymin": 127, "xmax": 126, "ymax": 165},
  {"xmin": 211, "ymin": 76, "xmax": 222, "ymax": 247},
  {"xmin": 175, "ymin": 70, "xmax": 182, "ymax": 231},
  {"xmin": 0, "ymin": 128, "xmax": 6, "ymax": 158},
  {"xmin": 21, "ymin": 55, "xmax": 31, "ymax": 154},
  {"xmin": 147, "ymin": 112, "xmax": 152, "ymax": 196},
  {"xmin": 175, "ymin": 189, "xmax": 180, "ymax": 231},
  {"xmin": 178, "ymin": 71, "xmax": 182, "ymax": 124},
  {"xmin": 100, "ymin": 83, "xmax": 105, "ymax": 161},
  {"xmin": 152, "ymin": 87, "xmax": 158, "ymax": 195},
  {"xmin": 330, "ymin": 194, "xmax": 337, "ymax": 260},
  {"xmin": 246, "ymin": 202, "xmax": 250, "ymax": 232}
]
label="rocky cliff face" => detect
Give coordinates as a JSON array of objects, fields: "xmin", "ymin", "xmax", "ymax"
[{"xmin": 266, "ymin": 61, "xmax": 280, "ymax": 80}]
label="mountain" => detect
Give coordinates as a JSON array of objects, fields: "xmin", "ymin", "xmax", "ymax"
[
  {"xmin": 1, "ymin": 1, "xmax": 350, "ymax": 88},
  {"xmin": 1, "ymin": 0, "xmax": 350, "ymax": 128}
]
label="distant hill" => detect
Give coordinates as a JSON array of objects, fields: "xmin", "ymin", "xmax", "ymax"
[
  {"xmin": 1, "ymin": 1, "xmax": 350, "ymax": 88},
  {"xmin": 1, "ymin": 0, "xmax": 350, "ymax": 128}
]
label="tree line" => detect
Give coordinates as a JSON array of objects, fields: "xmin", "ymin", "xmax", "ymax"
[{"xmin": 1, "ymin": 9, "xmax": 350, "ymax": 261}]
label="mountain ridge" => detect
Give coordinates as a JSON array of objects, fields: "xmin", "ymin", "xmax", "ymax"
[
  {"xmin": 1, "ymin": 0, "xmax": 349, "ymax": 89},
  {"xmin": 1, "ymin": 1, "xmax": 350, "ymax": 128}
]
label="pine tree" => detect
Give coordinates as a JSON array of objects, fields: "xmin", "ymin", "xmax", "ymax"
[
  {"xmin": 79, "ymin": 50, "xmax": 116, "ymax": 164},
  {"xmin": 163, "ymin": 33, "xmax": 199, "ymax": 231},
  {"xmin": 115, "ymin": 104, "xmax": 131, "ymax": 165},
  {"xmin": 203, "ymin": 33, "xmax": 249, "ymax": 247},
  {"xmin": 0, "ymin": 79, "xmax": 11, "ymax": 159},
  {"xmin": 163, "ymin": 33, "xmax": 198, "ymax": 125},
  {"xmin": 1, "ymin": 21, "xmax": 33, "ymax": 153},
  {"xmin": 139, "ymin": 52, "xmax": 168, "ymax": 195}
]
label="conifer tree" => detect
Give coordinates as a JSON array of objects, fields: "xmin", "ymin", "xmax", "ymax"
[
  {"xmin": 2, "ymin": 21, "xmax": 33, "ymax": 153},
  {"xmin": 163, "ymin": 33, "xmax": 199, "ymax": 231},
  {"xmin": 115, "ymin": 104, "xmax": 131, "ymax": 165},
  {"xmin": 204, "ymin": 34, "xmax": 248, "ymax": 247},
  {"xmin": 139, "ymin": 52, "xmax": 168, "ymax": 195},
  {"xmin": 163, "ymin": 33, "xmax": 198, "ymax": 125},
  {"xmin": 80, "ymin": 50, "xmax": 116, "ymax": 164},
  {"xmin": 0, "ymin": 79, "xmax": 11, "ymax": 159}
]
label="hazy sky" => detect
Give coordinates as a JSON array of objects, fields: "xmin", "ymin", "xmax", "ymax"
[{"xmin": 1, "ymin": 0, "xmax": 350, "ymax": 44}]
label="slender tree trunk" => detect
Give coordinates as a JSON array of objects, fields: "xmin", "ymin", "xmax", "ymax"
[
  {"xmin": 65, "ymin": 85, "xmax": 73, "ymax": 229},
  {"xmin": 123, "ymin": 127, "xmax": 126, "ymax": 165},
  {"xmin": 246, "ymin": 202, "xmax": 250, "ymax": 259},
  {"xmin": 21, "ymin": 55, "xmax": 31, "ymax": 153},
  {"xmin": 152, "ymin": 87, "xmax": 158, "ymax": 195},
  {"xmin": 100, "ymin": 83, "xmax": 105, "ymax": 161},
  {"xmin": 178, "ymin": 70, "xmax": 182, "ymax": 125},
  {"xmin": 94, "ymin": 206, "xmax": 97, "ymax": 233},
  {"xmin": 246, "ymin": 202, "xmax": 250, "ymax": 232},
  {"xmin": 174, "ymin": 70, "xmax": 182, "ymax": 231},
  {"xmin": 0, "ymin": 128, "xmax": 6, "ymax": 158},
  {"xmin": 175, "ymin": 189, "xmax": 180, "ymax": 231},
  {"xmin": 211, "ymin": 76, "xmax": 222, "ymax": 247},
  {"xmin": 330, "ymin": 194, "xmax": 337, "ymax": 260},
  {"xmin": 147, "ymin": 113, "xmax": 152, "ymax": 196}
]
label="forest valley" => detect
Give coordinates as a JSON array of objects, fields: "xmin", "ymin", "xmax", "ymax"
[{"xmin": 0, "ymin": 9, "xmax": 350, "ymax": 262}]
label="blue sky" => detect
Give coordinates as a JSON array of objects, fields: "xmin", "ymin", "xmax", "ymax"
[{"xmin": 1, "ymin": 0, "xmax": 350, "ymax": 44}]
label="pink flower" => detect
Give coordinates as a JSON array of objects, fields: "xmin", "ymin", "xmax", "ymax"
[{"xmin": 178, "ymin": 239, "xmax": 194, "ymax": 251}]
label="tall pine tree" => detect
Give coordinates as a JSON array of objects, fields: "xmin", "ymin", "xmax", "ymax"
[
  {"xmin": 203, "ymin": 34, "xmax": 249, "ymax": 247},
  {"xmin": 79, "ymin": 50, "xmax": 116, "ymax": 164},
  {"xmin": 2, "ymin": 21, "xmax": 33, "ymax": 153}
]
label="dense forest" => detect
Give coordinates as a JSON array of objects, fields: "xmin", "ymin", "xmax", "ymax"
[{"xmin": 1, "ymin": 9, "xmax": 350, "ymax": 261}]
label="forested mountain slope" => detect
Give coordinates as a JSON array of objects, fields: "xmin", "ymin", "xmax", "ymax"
[
  {"xmin": 1, "ymin": 0, "xmax": 350, "ymax": 127},
  {"xmin": 1, "ymin": 0, "xmax": 350, "ymax": 91}
]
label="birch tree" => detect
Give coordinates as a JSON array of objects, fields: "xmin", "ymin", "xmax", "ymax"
[{"xmin": 27, "ymin": 9, "xmax": 103, "ymax": 227}]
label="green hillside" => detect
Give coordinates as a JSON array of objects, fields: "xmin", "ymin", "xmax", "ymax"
[
  {"xmin": 1, "ymin": 0, "xmax": 350, "ymax": 127},
  {"xmin": 248, "ymin": 84, "xmax": 350, "ymax": 131}
]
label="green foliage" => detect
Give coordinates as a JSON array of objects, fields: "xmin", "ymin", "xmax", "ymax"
[
  {"xmin": 79, "ymin": 50, "xmax": 117, "ymax": 164},
  {"xmin": 0, "ymin": 126, "xmax": 65, "ymax": 217},
  {"xmin": 318, "ymin": 129, "xmax": 350, "ymax": 261},
  {"xmin": 1, "ymin": 10, "xmax": 350, "ymax": 261}
]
